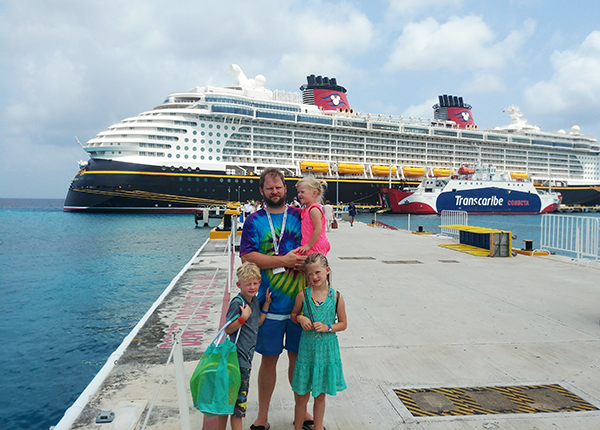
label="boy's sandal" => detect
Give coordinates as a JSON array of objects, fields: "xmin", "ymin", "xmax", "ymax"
[{"xmin": 250, "ymin": 424, "xmax": 270, "ymax": 430}]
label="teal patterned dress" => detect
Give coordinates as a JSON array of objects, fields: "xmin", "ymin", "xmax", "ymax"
[{"xmin": 292, "ymin": 287, "xmax": 347, "ymax": 397}]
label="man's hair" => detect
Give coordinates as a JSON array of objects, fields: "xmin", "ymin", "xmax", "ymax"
[
  {"xmin": 259, "ymin": 167, "xmax": 285, "ymax": 190},
  {"xmin": 236, "ymin": 261, "xmax": 261, "ymax": 283}
]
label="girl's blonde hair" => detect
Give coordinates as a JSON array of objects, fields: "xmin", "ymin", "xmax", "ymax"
[
  {"xmin": 236, "ymin": 261, "xmax": 261, "ymax": 283},
  {"xmin": 296, "ymin": 175, "xmax": 327, "ymax": 204},
  {"xmin": 304, "ymin": 252, "xmax": 331, "ymax": 285}
]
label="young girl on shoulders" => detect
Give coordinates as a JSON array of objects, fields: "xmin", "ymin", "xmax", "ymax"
[
  {"xmin": 295, "ymin": 176, "xmax": 331, "ymax": 256},
  {"xmin": 290, "ymin": 253, "xmax": 347, "ymax": 430}
]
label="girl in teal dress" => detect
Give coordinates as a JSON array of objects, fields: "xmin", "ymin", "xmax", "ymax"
[{"xmin": 291, "ymin": 253, "xmax": 347, "ymax": 430}]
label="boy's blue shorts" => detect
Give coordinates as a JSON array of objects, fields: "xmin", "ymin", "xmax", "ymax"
[{"xmin": 256, "ymin": 317, "xmax": 302, "ymax": 356}]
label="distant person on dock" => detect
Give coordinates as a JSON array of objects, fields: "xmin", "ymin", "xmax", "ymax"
[
  {"xmin": 217, "ymin": 262, "xmax": 271, "ymax": 430},
  {"xmin": 323, "ymin": 200, "xmax": 334, "ymax": 232},
  {"xmin": 348, "ymin": 202, "xmax": 356, "ymax": 226},
  {"xmin": 295, "ymin": 176, "xmax": 330, "ymax": 256},
  {"xmin": 240, "ymin": 167, "xmax": 311, "ymax": 430},
  {"xmin": 244, "ymin": 200, "xmax": 253, "ymax": 219},
  {"xmin": 291, "ymin": 253, "xmax": 347, "ymax": 430}
]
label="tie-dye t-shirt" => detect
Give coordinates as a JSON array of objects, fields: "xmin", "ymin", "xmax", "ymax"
[{"xmin": 240, "ymin": 206, "xmax": 305, "ymax": 315}]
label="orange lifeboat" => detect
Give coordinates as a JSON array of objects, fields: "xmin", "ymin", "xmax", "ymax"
[
  {"xmin": 432, "ymin": 168, "xmax": 452, "ymax": 177},
  {"xmin": 458, "ymin": 166, "xmax": 476, "ymax": 175},
  {"xmin": 371, "ymin": 165, "xmax": 398, "ymax": 176},
  {"xmin": 338, "ymin": 163, "xmax": 364, "ymax": 174},
  {"xmin": 510, "ymin": 172, "xmax": 528, "ymax": 180},
  {"xmin": 402, "ymin": 166, "xmax": 426, "ymax": 177},
  {"xmin": 300, "ymin": 161, "xmax": 329, "ymax": 173}
]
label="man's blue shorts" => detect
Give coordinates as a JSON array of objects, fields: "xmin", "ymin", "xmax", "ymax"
[{"xmin": 256, "ymin": 317, "xmax": 302, "ymax": 356}]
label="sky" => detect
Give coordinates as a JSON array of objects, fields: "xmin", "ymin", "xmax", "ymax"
[{"xmin": 2, "ymin": 0, "xmax": 600, "ymax": 199}]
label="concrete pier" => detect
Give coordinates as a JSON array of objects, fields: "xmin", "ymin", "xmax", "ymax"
[{"xmin": 58, "ymin": 220, "xmax": 600, "ymax": 430}]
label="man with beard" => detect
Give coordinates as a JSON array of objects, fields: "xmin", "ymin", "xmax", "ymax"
[{"xmin": 240, "ymin": 167, "xmax": 311, "ymax": 430}]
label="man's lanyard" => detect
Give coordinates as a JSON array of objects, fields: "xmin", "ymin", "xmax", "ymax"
[{"xmin": 265, "ymin": 205, "xmax": 288, "ymax": 256}]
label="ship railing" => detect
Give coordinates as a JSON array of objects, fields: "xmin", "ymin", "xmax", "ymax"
[
  {"xmin": 540, "ymin": 214, "xmax": 600, "ymax": 260},
  {"xmin": 440, "ymin": 210, "xmax": 469, "ymax": 238}
]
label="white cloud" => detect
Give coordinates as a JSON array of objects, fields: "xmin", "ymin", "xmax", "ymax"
[
  {"xmin": 525, "ymin": 31, "xmax": 600, "ymax": 117},
  {"xmin": 385, "ymin": 16, "xmax": 534, "ymax": 73},
  {"xmin": 387, "ymin": 0, "xmax": 465, "ymax": 17},
  {"xmin": 401, "ymin": 97, "xmax": 439, "ymax": 120},
  {"xmin": 461, "ymin": 72, "xmax": 505, "ymax": 94}
]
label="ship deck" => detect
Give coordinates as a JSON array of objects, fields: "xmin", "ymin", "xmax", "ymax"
[{"xmin": 57, "ymin": 220, "xmax": 600, "ymax": 430}]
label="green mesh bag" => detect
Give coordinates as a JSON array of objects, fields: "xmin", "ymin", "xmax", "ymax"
[{"xmin": 190, "ymin": 317, "xmax": 241, "ymax": 416}]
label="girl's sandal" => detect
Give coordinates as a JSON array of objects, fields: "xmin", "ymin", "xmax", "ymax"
[
  {"xmin": 250, "ymin": 424, "xmax": 270, "ymax": 430},
  {"xmin": 301, "ymin": 420, "xmax": 315, "ymax": 430}
]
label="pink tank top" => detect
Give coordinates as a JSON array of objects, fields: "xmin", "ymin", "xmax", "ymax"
[{"xmin": 301, "ymin": 204, "xmax": 331, "ymax": 255}]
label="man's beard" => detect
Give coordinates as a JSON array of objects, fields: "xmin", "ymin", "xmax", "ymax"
[{"xmin": 264, "ymin": 194, "xmax": 285, "ymax": 208}]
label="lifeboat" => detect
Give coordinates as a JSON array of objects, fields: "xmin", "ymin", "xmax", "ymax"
[
  {"xmin": 510, "ymin": 172, "xmax": 528, "ymax": 180},
  {"xmin": 432, "ymin": 168, "xmax": 452, "ymax": 177},
  {"xmin": 300, "ymin": 161, "xmax": 329, "ymax": 173},
  {"xmin": 402, "ymin": 166, "xmax": 426, "ymax": 177},
  {"xmin": 371, "ymin": 165, "xmax": 398, "ymax": 176},
  {"xmin": 338, "ymin": 163, "xmax": 364, "ymax": 174},
  {"xmin": 458, "ymin": 166, "xmax": 476, "ymax": 175}
]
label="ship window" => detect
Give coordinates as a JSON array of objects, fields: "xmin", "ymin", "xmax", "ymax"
[
  {"xmin": 227, "ymin": 179, "xmax": 232, "ymax": 183},
  {"xmin": 201, "ymin": 123, "xmax": 205, "ymax": 127},
  {"xmin": 193, "ymin": 155, "xmax": 197, "ymax": 159},
  {"xmin": 185, "ymin": 146, "xmax": 189, "ymax": 150},
  {"xmin": 193, "ymin": 139, "xmax": 197, "ymax": 143},
  {"xmin": 201, "ymin": 147, "xmax": 205, "ymax": 152},
  {"xmin": 209, "ymin": 124, "xmax": 213, "ymax": 128},
  {"xmin": 176, "ymin": 145, "xmax": 181, "ymax": 150},
  {"xmin": 232, "ymin": 126, "xmax": 236, "ymax": 130},
  {"xmin": 193, "ymin": 130, "xmax": 197, "ymax": 135},
  {"xmin": 209, "ymin": 156, "xmax": 213, "ymax": 160},
  {"xmin": 204, "ymin": 178, "xmax": 208, "ymax": 182},
  {"xmin": 209, "ymin": 148, "xmax": 213, "ymax": 152},
  {"xmin": 185, "ymin": 155, "xmax": 189, "ymax": 159},
  {"xmin": 217, "ymin": 156, "xmax": 220, "ymax": 160},
  {"xmin": 176, "ymin": 154, "xmax": 180, "ymax": 158},
  {"xmin": 209, "ymin": 132, "xmax": 213, "ymax": 136},
  {"xmin": 193, "ymin": 147, "xmax": 197, "ymax": 151},
  {"xmin": 179, "ymin": 177, "xmax": 183, "ymax": 181},
  {"xmin": 185, "ymin": 138, "xmax": 189, "ymax": 142},
  {"xmin": 188, "ymin": 177, "xmax": 192, "ymax": 182}
]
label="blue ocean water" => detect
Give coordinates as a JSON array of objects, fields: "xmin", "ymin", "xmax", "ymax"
[{"xmin": 0, "ymin": 199, "xmax": 213, "ymax": 430}]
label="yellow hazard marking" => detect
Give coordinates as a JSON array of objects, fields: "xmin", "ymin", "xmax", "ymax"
[
  {"xmin": 393, "ymin": 384, "xmax": 598, "ymax": 417},
  {"xmin": 438, "ymin": 243, "xmax": 491, "ymax": 256}
]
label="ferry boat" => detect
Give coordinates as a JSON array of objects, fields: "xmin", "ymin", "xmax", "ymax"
[
  {"xmin": 63, "ymin": 64, "xmax": 600, "ymax": 212},
  {"xmin": 380, "ymin": 164, "xmax": 561, "ymax": 214}
]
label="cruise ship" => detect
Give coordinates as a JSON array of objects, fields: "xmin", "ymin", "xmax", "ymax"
[{"xmin": 64, "ymin": 64, "xmax": 600, "ymax": 212}]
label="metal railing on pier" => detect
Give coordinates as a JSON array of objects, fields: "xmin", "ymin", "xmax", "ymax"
[
  {"xmin": 540, "ymin": 214, "xmax": 600, "ymax": 260},
  {"xmin": 440, "ymin": 210, "xmax": 469, "ymax": 238}
]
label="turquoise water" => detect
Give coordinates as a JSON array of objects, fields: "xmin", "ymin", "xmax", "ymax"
[{"xmin": 0, "ymin": 199, "xmax": 213, "ymax": 430}]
